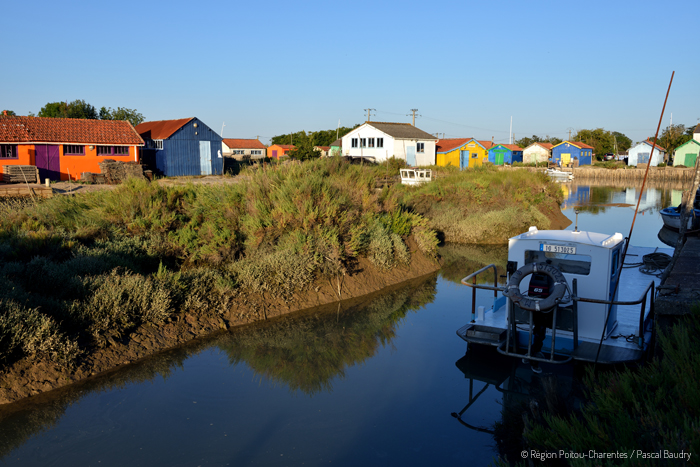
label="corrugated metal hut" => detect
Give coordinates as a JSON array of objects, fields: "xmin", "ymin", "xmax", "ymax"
[
  {"xmin": 551, "ymin": 141, "xmax": 593, "ymax": 166},
  {"xmin": 0, "ymin": 115, "xmax": 143, "ymax": 182},
  {"xmin": 627, "ymin": 140, "xmax": 667, "ymax": 167},
  {"xmin": 136, "ymin": 118, "xmax": 223, "ymax": 176},
  {"xmin": 488, "ymin": 144, "xmax": 522, "ymax": 165}
]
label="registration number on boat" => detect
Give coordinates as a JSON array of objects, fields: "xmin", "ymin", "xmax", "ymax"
[{"xmin": 539, "ymin": 243, "xmax": 576, "ymax": 254}]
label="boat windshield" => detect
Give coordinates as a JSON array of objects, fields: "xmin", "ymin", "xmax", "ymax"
[{"xmin": 524, "ymin": 250, "xmax": 592, "ymax": 275}]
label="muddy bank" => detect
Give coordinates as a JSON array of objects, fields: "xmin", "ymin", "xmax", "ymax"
[{"xmin": 0, "ymin": 246, "xmax": 440, "ymax": 406}]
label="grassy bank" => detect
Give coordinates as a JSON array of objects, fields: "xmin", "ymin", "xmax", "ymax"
[
  {"xmin": 390, "ymin": 164, "xmax": 563, "ymax": 243},
  {"xmin": 0, "ymin": 158, "xmax": 561, "ymax": 375}
]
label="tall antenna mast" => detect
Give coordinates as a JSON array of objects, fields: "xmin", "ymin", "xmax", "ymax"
[
  {"xmin": 509, "ymin": 116, "xmax": 513, "ymax": 144},
  {"xmin": 221, "ymin": 122, "xmax": 225, "ymax": 138}
]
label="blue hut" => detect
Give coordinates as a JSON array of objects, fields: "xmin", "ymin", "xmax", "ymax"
[
  {"xmin": 136, "ymin": 117, "xmax": 223, "ymax": 176},
  {"xmin": 551, "ymin": 141, "xmax": 593, "ymax": 166},
  {"xmin": 488, "ymin": 144, "xmax": 522, "ymax": 165}
]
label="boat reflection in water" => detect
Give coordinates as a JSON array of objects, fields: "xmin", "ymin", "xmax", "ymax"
[{"xmin": 452, "ymin": 347, "xmax": 583, "ymax": 463}]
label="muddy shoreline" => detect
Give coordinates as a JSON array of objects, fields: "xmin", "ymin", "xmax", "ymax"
[{"xmin": 0, "ymin": 246, "xmax": 440, "ymax": 406}]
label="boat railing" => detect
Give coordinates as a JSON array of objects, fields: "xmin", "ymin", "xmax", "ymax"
[
  {"xmin": 461, "ymin": 264, "xmax": 503, "ymax": 323},
  {"xmin": 572, "ymin": 278, "xmax": 655, "ymax": 349}
]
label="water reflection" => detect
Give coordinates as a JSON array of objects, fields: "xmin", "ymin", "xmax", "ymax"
[
  {"xmin": 215, "ymin": 277, "xmax": 438, "ymax": 395},
  {"xmin": 439, "ymin": 243, "xmax": 508, "ymax": 285},
  {"xmin": 452, "ymin": 347, "xmax": 584, "ymax": 463},
  {"xmin": 0, "ymin": 274, "xmax": 438, "ymax": 461}
]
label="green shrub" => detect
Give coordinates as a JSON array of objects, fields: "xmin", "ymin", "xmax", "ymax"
[{"xmin": 0, "ymin": 299, "xmax": 80, "ymax": 365}]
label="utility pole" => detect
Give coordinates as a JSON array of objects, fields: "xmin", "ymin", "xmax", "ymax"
[
  {"xmin": 407, "ymin": 109, "xmax": 420, "ymax": 126},
  {"xmin": 364, "ymin": 108, "xmax": 375, "ymax": 122},
  {"xmin": 221, "ymin": 122, "xmax": 225, "ymax": 138}
]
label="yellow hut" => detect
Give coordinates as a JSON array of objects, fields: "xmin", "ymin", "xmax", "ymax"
[{"xmin": 436, "ymin": 138, "xmax": 493, "ymax": 169}]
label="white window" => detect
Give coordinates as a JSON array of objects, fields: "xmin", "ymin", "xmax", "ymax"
[
  {"xmin": 251, "ymin": 150, "xmax": 262, "ymax": 155},
  {"xmin": 147, "ymin": 139, "xmax": 163, "ymax": 150},
  {"xmin": 368, "ymin": 138, "xmax": 375, "ymax": 148},
  {"xmin": 233, "ymin": 150, "xmax": 245, "ymax": 155},
  {"xmin": 377, "ymin": 138, "xmax": 383, "ymax": 148},
  {"xmin": 352, "ymin": 138, "xmax": 358, "ymax": 148},
  {"xmin": 360, "ymin": 138, "xmax": 366, "ymax": 148},
  {"xmin": 417, "ymin": 142, "xmax": 425, "ymax": 153}
]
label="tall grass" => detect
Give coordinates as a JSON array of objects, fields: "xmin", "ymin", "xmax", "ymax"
[{"xmin": 0, "ymin": 158, "xmax": 443, "ymax": 368}]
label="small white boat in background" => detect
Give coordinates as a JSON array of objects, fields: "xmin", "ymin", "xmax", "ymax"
[
  {"xmin": 544, "ymin": 168, "xmax": 573, "ymax": 182},
  {"xmin": 400, "ymin": 168, "xmax": 432, "ymax": 186},
  {"xmin": 659, "ymin": 207, "xmax": 700, "ymax": 231}
]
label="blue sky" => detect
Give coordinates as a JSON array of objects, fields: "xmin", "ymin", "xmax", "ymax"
[{"xmin": 3, "ymin": 0, "xmax": 698, "ymax": 145}]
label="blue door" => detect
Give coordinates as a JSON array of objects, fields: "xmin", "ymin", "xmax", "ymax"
[
  {"xmin": 460, "ymin": 150, "xmax": 469, "ymax": 170},
  {"xmin": 639, "ymin": 152, "xmax": 650, "ymax": 164},
  {"xmin": 406, "ymin": 146, "xmax": 416, "ymax": 166},
  {"xmin": 199, "ymin": 141, "xmax": 211, "ymax": 175}
]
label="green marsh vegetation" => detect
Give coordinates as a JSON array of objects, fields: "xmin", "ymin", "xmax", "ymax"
[
  {"xmin": 0, "ymin": 158, "xmax": 438, "ymax": 369},
  {"xmin": 0, "ymin": 158, "xmax": 560, "ymax": 372}
]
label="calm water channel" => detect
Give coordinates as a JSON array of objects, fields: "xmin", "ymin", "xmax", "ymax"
[{"xmin": 0, "ymin": 182, "xmax": 680, "ymax": 466}]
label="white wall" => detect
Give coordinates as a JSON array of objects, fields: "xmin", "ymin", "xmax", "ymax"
[
  {"xmin": 341, "ymin": 124, "xmax": 435, "ymax": 166},
  {"xmin": 523, "ymin": 145, "xmax": 550, "ymax": 164},
  {"xmin": 628, "ymin": 142, "xmax": 665, "ymax": 166}
]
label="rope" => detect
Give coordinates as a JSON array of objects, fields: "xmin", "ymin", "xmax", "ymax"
[{"xmin": 639, "ymin": 252, "xmax": 672, "ymax": 277}]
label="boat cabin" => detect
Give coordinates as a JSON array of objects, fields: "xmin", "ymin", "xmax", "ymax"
[
  {"xmin": 400, "ymin": 168, "xmax": 432, "ymax": 186},
  {"xmin": 507, "ymin": 227, "xmax": 624, "ymax": 341}
]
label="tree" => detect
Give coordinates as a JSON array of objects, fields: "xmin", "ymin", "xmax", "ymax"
[
  {"xmin": 99, "ymin": 106, "xmax": 145, "ymax": 126},
  {"xmin": 611, "ymin": 131, "xmax": 632, "ymax": 153},
  {"xmin": 572, "ymin": 128, "xmax": 631, "ymax": 160},
  {"xmin": 272, "ymin": 124, "xmax": 360, "ymax": 147},
  {"xmin": 286, "ymin": 131, "xmax": 321, "ymax": 161},
  {"xmin": 38, "ymin": 102, "xmax": 69, "ymax": 118},
  {"xmin": 659, "ymin": 124, "xmax": 691, "ymax": 158},
  {"xmin": 66, "ymin": 99, "xmax": 97, "ymax": 119},
  {"xmin": 515, "ymin": 134, "xmax": 562, "ymax": 148}
]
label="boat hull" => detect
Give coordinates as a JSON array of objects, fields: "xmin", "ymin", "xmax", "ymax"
[{"xmin": 660, "ymin": 207, "xmax": 700, "ymax": 231}]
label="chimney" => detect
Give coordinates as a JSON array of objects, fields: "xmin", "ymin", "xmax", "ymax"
[{"xmin": 2, "ymin": 110, "xmax": 6, "ymax": 116}]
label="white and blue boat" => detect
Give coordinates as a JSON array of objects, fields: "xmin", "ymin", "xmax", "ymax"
[
  {"xmin": 659, "ymin": 206, "xmax": 700, "ymax": 231},
  {"xmin": 458, "ymin": 226, "xmax": 670, "ymax": 365}
]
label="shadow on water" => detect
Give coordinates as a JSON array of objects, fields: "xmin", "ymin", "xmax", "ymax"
[
  {"xmin": 452, "ymin": 346, "xmax": 587, "ymax": 464},
  {"xmin": 0, "ymin": 273, "xmax": 439, "ymax": 460}
]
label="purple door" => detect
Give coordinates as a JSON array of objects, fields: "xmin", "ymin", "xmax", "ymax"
[{"xmin": 35, "ymin": 145, "xmax": 61, "ymax": 181}]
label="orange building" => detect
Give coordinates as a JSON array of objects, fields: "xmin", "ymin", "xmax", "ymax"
[
  {"xmin": 0, "ymin": 116, "xmax": 144, "ymax": 181},
  {"xmin": 267, "ymin": 144, "xmax": 295, "ymax": 159}
]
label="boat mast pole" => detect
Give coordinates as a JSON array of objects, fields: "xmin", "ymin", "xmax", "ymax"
[{"xmin": 593, "ymin": 71, "xmax": 674, "ymax": 369}]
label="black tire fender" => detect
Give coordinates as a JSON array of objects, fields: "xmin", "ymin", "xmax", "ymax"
[{"xmin": 503, "ymin": 262, "xmax": 567, "ymax": 312}]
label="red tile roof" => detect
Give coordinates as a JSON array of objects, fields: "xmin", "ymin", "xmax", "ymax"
[
  {"xmin": 436, "ymin": 138, "xmax": 471, "ymax": 153},
  {"xmin": 315, "ymin": 146, "xmax": 331, "ymax": 151},
  {"xmin": 0, "ymin": 116, "xmax": 144, "ymax": 145},
  {"xmin": 222, "ymin": 138, "xmax": 266, "ymax": 149},
  {"xmin": 135, "ymin": 118, "xmax": 194, "ymax": 140},
  {"xmin": 538, "ymin": 143, "xmax": 555, "ymax": 150},
  {"xmin": 644, "ymin": 139, "xmax": 667, "ymax": 151},
  {"xmin": 503, "ymin": 144, "xmax": 522, "ymax": 151},
  {"xmin": 478, "ymin": 140, "xmax": 496, "ymax": 149}
]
